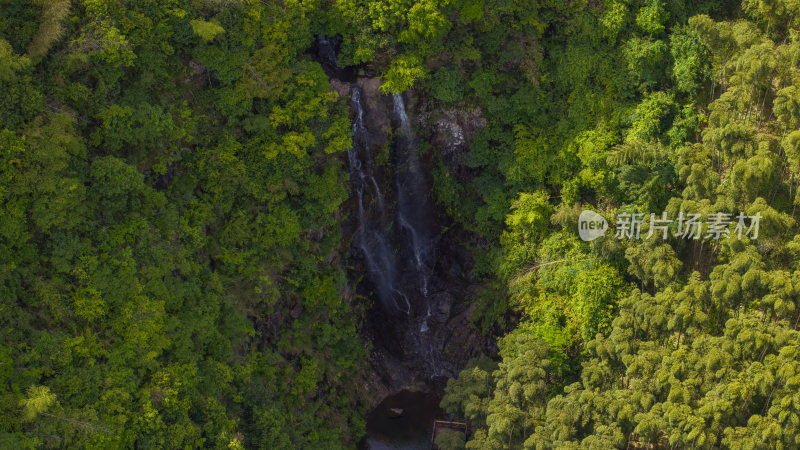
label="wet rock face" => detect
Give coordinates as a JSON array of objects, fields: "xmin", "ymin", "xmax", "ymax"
[
  {"xmin": 310, "ymin": 34, "xmax": 356, "ymax": 81},
  {"xmin": 419, "ymin": 104, "xmax": 486, "ymax": 171},
  {"xmin": 355, "ymin": 77, "xmax": 390, "ymax": 152},
  {"xmin": 315, "ymin": 34, "xmax": 340, "ymax": 71}
]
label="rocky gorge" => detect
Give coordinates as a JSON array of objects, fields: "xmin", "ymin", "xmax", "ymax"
[{"xmin": 313, "ymin": 36, "xmax": 490, "ymax": 412}]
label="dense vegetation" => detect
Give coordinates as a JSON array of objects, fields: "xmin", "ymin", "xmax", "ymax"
[
  {"xmin": 1, "ymin": 1, "xmax": 363, "ymax": 448},
  {"xmin": 4, "ymin": 0, "xmax": 800, "ymax": 448},
  {"xmin": 430, "ymin": 0, "xmax": 800, "ymax": 448}
]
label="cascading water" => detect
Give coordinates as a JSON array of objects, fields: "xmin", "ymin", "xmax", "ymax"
[
  {"xmin": 348, "ymin": 87, "xmax": 410, "ymax": 315},
  {"xmin": 347, "ymin": 87, "xmax": 440, "ymax": 375},
  {"xmin": 392, "ymin": 94, "xmax": 437, "ymax": 334},
  {"xmin": 336, "ymin": 70, "xmax": 484, "ymax": 410}
]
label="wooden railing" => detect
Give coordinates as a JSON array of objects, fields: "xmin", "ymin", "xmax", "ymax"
[{"xmin": 431, "ymin": 420, "xmax": 468, "ymax": 449}]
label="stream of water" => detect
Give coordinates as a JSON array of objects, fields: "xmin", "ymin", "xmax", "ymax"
[
  {"xmin": 347, "ymin": 88, "xmax": 437, "ymax": 323},
  {"xmin": 349, "ymin": 87, "xmax": 410, "ymax": 314}
]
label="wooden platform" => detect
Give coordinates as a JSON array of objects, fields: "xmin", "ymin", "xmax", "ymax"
[{"xmin": 431, "ymin": 420, "xmax": 468, "ymax": 449}]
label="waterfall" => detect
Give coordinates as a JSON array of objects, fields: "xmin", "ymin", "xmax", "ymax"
[
  {"xmin": 344, "ymin": 80, "xmax": 477, "ymax": 446},
  {"xmin": 347, "ymin": 85, "xmax": 443, "ymax": 381},
  {"xmin": 348, "ymin": 87, "xmax": 409, "ymax": 315},
  {"xmin": 347, "ymin": 88, "xmax": 438, "ymax": 327},
  {"xmin": 392, "ymin": 94, "xmax": 436, "ymax": 334}
]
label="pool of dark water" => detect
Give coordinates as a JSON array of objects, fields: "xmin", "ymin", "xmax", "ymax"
[{"xmin": 361, "ymin": 391, "xmax": 444, "ymax": 450}]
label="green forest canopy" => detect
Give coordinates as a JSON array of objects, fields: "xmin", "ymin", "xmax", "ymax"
[{"xmin": 2, "ymin": 0, "xmax": 800, "ymax": 448}]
